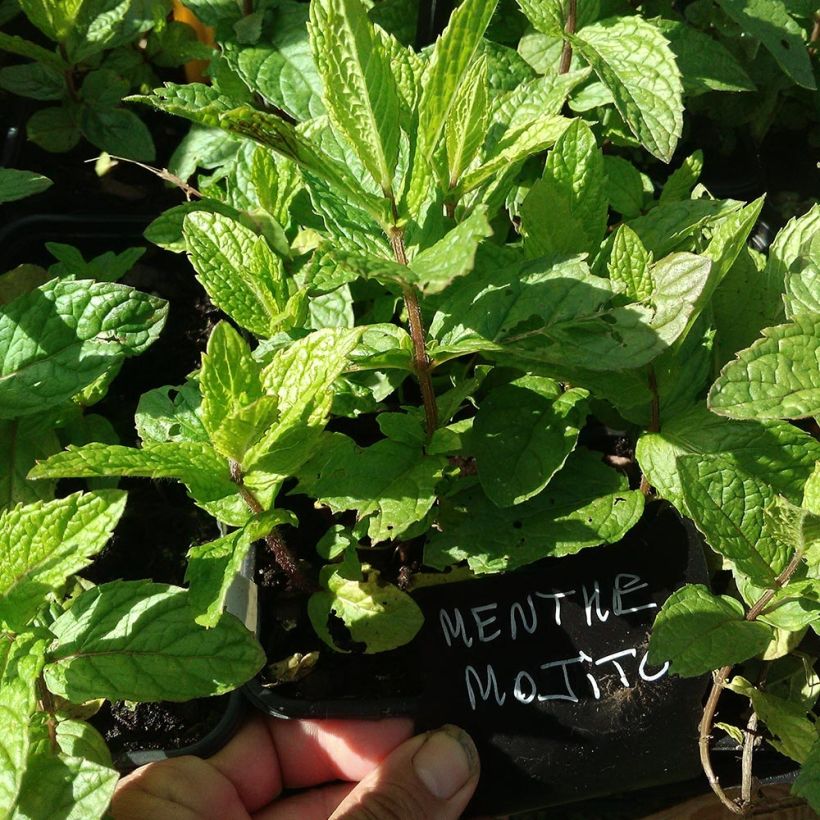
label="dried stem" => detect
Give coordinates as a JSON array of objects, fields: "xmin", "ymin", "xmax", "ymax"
[
  {"xmin": 229, "ymin": 460, "xmax": 311, "ymax": 590},
  {"xmin": 558, "ymin": 0, "xmax": 577, "ymax": 75},
  {"xmin": 698, "ymin": 549, "xmax": 806, "ymax": 814},
  {"xmin": 85, "ymin": 155, "xmax": 202, "ymax": 200},
  {"xmin": 389, "ymin": 227, "xmax": 438, "ymax": 438},
  {"xmin": 741, "ymin": 710, "xmax": 758, "ymax": 806}
]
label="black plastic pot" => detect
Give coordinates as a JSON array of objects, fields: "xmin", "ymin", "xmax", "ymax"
[{"xmin": 238, "ymin": 503, "xmax": 718, "ymax": 815}]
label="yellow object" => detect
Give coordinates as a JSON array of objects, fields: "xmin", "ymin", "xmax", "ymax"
[{"xmin": 171, "ymin": 0, "xmax": 215, "ymax": 84}]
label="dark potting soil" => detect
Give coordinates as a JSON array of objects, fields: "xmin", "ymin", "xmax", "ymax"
[{"xmin": 93, "ymin": 697, "xmax": 230, "ymax": 757}]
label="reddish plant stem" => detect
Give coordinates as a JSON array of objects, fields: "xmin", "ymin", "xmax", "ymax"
[
  {"xmin": 698, "ymin": 549, "xmax": 806, "ymax": 814},
  {"xmin": 36, "ymin": 676, "xmax": 59, "ymax": 753},
  {"xmin": 229, "ymin": 460, "xmax": 311, "ymax": 590},
  {"xmin": 558, "ymin": 0, "xmax": 577, "ymax": 75},
  {"xmin": 389, "ymin": 228, "xmax": 438, "ymax": 438}
]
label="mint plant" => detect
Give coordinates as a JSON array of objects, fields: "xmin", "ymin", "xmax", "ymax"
[
  {"xmin": 0, "ymin": 491, "xmax": 264, "ymax": 815},
  {"xmin": 13, "ymin": 0, "xmax": 820, "ymax": 815},
  {"xmin": 0, "ymin": 0, "xmax": 210, "ymax": 159},
  {"xmin": 644, "ymin": 204, "xmax": 820, "ymax": 814}
]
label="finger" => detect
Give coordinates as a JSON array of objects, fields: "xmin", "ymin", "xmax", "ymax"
[
  {"xmin": 208, "ymin": 715, "xmax": 414, "ymax": 811},
  {"xmin": 329, "ymin": 724, "xmax": 480, "ymax": 820},
  {"xmin": 253, "ymin": 782, "xmax": 355, "ymax": 820},
  {"xmin": 111, "ymin": 755, "xmax": 250, "ymax": 820}
]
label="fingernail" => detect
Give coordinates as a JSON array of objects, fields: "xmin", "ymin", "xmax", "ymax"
[{"xmin": 412, "ymin": 725, "xmax": 478, "ymax": 800}]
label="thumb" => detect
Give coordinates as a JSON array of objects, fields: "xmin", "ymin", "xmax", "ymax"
[{"xmin": 330, "ymin": 724, "xmax": 480, "ymax": 820}]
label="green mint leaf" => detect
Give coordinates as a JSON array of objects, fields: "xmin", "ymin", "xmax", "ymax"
[
  {"xmin": 728, "ymin": 676, "xmax": 817, "ymax": 762},
  {"xmin": 0, "ymin": 414, "xmax": 60, "ymax": 508},
  {"xmin": 407, "ymin": 206, "xmax": 493, "ymax": 294},
  {"xmin": 709, "ymin": 315, "xmax": 820, "ymax": 420},
  {"xmin": 224, "ymin": 1, "xmax": 324, "ymax": 122},
  {"xmin": 625, "ymin": 197, "xmax": 743, "ymax": 257},
  {"xmin": 0, "ymin": 491, "xmax": 126, "ymax": 631},
  {"xmin": 416, "ymin": 0, "xmax": 498, "ymax": 163},
  {"xmin": 308, "ymin": 567, "xmax": 423, "ymax": 654},
  {"xmin": 431, "ymin": 250, "xmax": 708, "ymax": 371},
  {"xmin": 26, "ymin": 106, "xmax": 82, "ymax": 153},
  {"xmin": 46, "ymin": 243, "xmax": 146, "ymax": 283},
  {"xmin": 218, "ymin": 106, "xmax": 389, "ymax": 225},
  {"xmin": 607, "ymin": 224, "xmax": 653, "ymax": 302},
  {"xmin": 144, "ymin": 198, "xmax": 243, "ymax": 254},
  {"xmin": 128, "ymin": 83, "xmax": 236, "ymax": 129},
  {"xmin": 602, "ymin": 156, "xmax": 650, "ymax": 219},
  {"xmin": 560, "ymin": 317, "xmax": 713, "ymax": 427},
  {"xmin": 0, "ymin": 633, "xmax": 47, "ymax": 814},
  {"xmin": 0, "ymin": 278, "xmax": 167, "ymax": 419},
  {"xmin": 487, "ymin": 70, "xmax": 589, "ymax": 151},
  {"xmin": 135, "ymin": 381, "xmax": 207, "ymax": 445},
  {"xmin": 659, "ymin": 151, "xmax": 704, "ymax": 205},
  {"xmin": 80, "ymin": 107, "xmax": 156, "ymax": 162},
  {"xmin": 767, "ymin": 204, "xmax": 820, "ymax": 295},
  {"xmin": 427, "ymin": 448, "xmax": 644, "ymax": 574},
  {"xmin": 297, "ymin": 433, "xmax": 446, "ymax": 543},
  {"xmin": 309, "ymin": 0, "xmax": 400, "ymax": 195},
  {"xmin": 473, "ymin": 377, "xmax": 588, "ymax": 507},
  {"xmin": 316, "ymin": 524, "xmax": 358, "ymax": 560},
  {"xmin": 376, "ymin": 411, "xmax": 425, "ymax": 447},
  {"xmin": 28, "ymin": 441, "xmax": 259, "ymax": 526},
  {"xmin": 183, "ymin": 212, "xmax": 288, "ymax": 337},
  {"xmin": 713, "ymin": 247, "xmax": 782, "ymax": 369},
  {"xmin": 784, "ymin": 262, "xmax": 820, "ymax": 320},
  {"xmin": 702, "ymin": 197, "xmax": 766, "ymax": 291},
  {"xmin": 0, "ymin": 168, "xmax": 52, "ymax": 203},
  {"xmin": 793, "ymin": 739, "xmax": 820, "ymax": 812},
  {"xmin": 445, "ymin": 55, "xmax": 489, "ymax": 188},
  {"xmin": 79, "ymin": 69, "xmax": 128, "ymax": 109},
  {"xmin": 669, "ymin": 197, "xmax": 766, "ymax": 348},
  {"xmin": 245, "ymin": 329, "xmax": 362, "ymax": 476},
  {"xmin": 200, "ymin": 322, "xmax": 278, "ymax": 464},
  {"xmin": 18, "ymin": 0, "xmax": 80, "ymax": 42},
  {"xmin": 64, "ymin": 0, "xmax": 156, "ymax": 63},
  {"xmin": 636, "ymin": 403, "xmax": 820, "ymax": 510},
  {"xmin": 804, "ymin": 464, "xmax": 820, "ymax": 516},
  {"xmin": 54, "ymin": 719, "xmax": 111, "ymax": 767},
  {"xmin": 571, "ymin": 16, "xmax": 683, "ymax": 162},
  {"xmin": 44, "ymin": 581, "xmax": 265, "ymax": 702},
  {"xmin": 763, "ymin": 495, "xmax": 820, "ymax": 564},
  {"xmin": 457, "ymin": 114, "xmax": 570, "ymax": 195},
  {"xmin": 347, "ymin": 324, "xmax": 414, "ymax": 371},
  {"xmin": 0, "ymin": 31, "xmax": 67, "ymax": 69},
  {"xmin": 186, "ymin": 509, "xmax": 295, "ymax": 627},
  {"xmin": 677, "ymin": 453, "xmax": 786, "ymax": 585},
  {"xmin": 716, "ymin": 0, "xmax": 816, "ymax": 90},
  {"xmin": 521, "ymin": 119, "xmax": 607, "ymax": 258},
  {"xmin": 648, "ymin": 585, "xmax": 772, "ymax": 677},
  {"xmin": 11, "ymin": 749, "xmax": 117, "ymax": 820},
  {"xmin": 655, "ymin": 19, "xmax": 755, "ymax": 95},
  {"xmin": 515, "ymin": 0, "xmax": 562, "ymax": 35}
]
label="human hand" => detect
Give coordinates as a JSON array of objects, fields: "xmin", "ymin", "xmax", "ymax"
[{"xmin": 111, "ymin": 716, "xmax": 480, "ymax": 819}]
